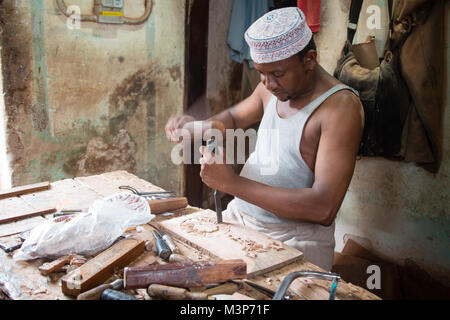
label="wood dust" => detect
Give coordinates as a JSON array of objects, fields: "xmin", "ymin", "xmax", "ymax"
[
  {"xmin": 179, "ymin": 213, "xmax": 285, "ymax": 258},
  {"xmin": 180, "ymin": 217, "xmax": 229, "ymax": 236},
  {"xmin": 227, "ymin": 234, "xmax": 285, "ymax": 258}
]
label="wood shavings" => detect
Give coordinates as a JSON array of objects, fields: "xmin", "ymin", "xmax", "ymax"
[
  {"xmin": 268, "ymin": 241, "xmax": 284, "ymax": 251},
  {"xmin": 135, "ymin": 288, "xmax": 152, "ymax": 300},
  {"xmin": 70, "ymin": 255, "xmax": 87, "ymax": 267},
  {"xmin": 20, "ymin": 285, "xmax": 34, "ymax": 296},
  {"xmin": 227, "ymin": 235, "xmax": 286, "ymax": 258},
  {"xmin": 32, "ymin": 288, "xmax": 47, "ymax": 295},
  {"xmin": 145, "ymin": 240, "xmax": 154, "ymax": 251},
  {"xmin": 180, "ymin": 217, "xmax": 220, "ymax": 235},
  {"xmin": 298, "ymin": 278, "xmax": 314, "ymax": 288},
  {"xmin": 47, "ymin": 273, "xmax": 64, "ymax": 283},
  {"xmin": 63, "ymin": 265, "xmax": 79, "ymax": 274}
]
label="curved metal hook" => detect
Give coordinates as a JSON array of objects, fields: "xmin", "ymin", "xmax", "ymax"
[{"xmin": 273, "ymin": 271, "xmax": 341, "ymax": 300}]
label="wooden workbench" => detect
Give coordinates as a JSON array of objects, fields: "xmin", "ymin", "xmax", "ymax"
[{"xmin": 0, "ymin": 171, "xmax": 380, "ymax": 300}]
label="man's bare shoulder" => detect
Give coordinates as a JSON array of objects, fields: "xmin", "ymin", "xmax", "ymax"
[
  {"xmin": 320, "ymin": 89, "xmax": 364, "ymax": 127},
  {"xmin": 253, "ymin": 82, "xmax": 273, "ymax": 110}
]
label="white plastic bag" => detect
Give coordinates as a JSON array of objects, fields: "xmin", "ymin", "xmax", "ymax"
[{"xmin": 13, "ymin": 193, "xmax": 154, "ymax": 261}]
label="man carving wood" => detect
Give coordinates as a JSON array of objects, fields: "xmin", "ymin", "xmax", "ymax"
[{"xmin": 165, "ymin": 7, "xmax": 364, "ymax": 271}]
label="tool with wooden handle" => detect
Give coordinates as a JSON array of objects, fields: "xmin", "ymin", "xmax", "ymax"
[
  {"xmin": 158, "ymin": 230, "xmax": 179, "ymax": 253},
  {"xmin": 148, "ymin": 197, "xmax": 188, "ymax": 215},
  {"xmin": 168, "ymin": 253, "xmax": 192, "ymax": 263},
  {"xmin": 77, "ymin": 279, "xmax": 123, "ymax": 300},
  {"xmin": 124, "ymin": 259, "xmax": 247, "ymax": 289},
  {"xmin": 101, "ymin": 289, "xmax": 138, "ymax": 300},
  {"xmin": 147, "ymin": 284, "xmax": 212, "ymax": 300}
]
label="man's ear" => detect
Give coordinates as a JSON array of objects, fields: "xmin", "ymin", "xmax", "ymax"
[{"xmin": 302, "ymin": 50, "xmax": 317, "ymax": 71}]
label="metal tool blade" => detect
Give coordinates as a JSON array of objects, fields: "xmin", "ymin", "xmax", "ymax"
[{"xmin": 206, "ymin": 139, "xmax": 223, "ymax": 224}]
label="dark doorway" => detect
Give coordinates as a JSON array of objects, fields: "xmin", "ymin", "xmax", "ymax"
[
  {"xmin": 185, "ymin": 0, "xmax": 210, "ymax": 207},
  {"xmin": 187, "ymin": 0, "xmax": 209, "ymax": 108}
]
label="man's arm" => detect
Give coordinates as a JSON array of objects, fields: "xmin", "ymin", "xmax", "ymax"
[
  {"xmin": 165, "ymin": 83, "xmax": 267, "ymax": 141},
  {"xmin": 200, "ymin": 92, "xmax": 364, "ymax": 226},
  {"xmin": 212, "ymin": 83, "xmax": 267, "ymax": 130}
]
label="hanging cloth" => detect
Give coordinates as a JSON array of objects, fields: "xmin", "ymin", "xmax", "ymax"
[
  {"xmin": 227, "ymin": 0, "xmax": 274, "ymax": 65},
  {"xmin": 297, "ymin": 0, "xmax": 321, "ymax": 33}
]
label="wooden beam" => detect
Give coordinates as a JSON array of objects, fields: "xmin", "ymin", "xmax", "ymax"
[
  {"xmin": 0, "ymin": 181, "xmax": 50, "ymax": 200},
  {"xmin": 123, "ymin": 259, "xmax": 247, "ymax": 289},
  {"xmin": 0, "ymin": 207, "xmax": 57, "ymax": 225},
  {"xmin": 61, "ymin": 238, "xmax": 145, "ymax": 297},
  {"xmin": 148, "ymin": 197, "xmax": 188, "ymax": 214}
]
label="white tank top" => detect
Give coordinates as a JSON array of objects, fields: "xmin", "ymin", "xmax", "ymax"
[{"xmin": 234, "ymin": 84, "xmax": 359, "ymax": 224}]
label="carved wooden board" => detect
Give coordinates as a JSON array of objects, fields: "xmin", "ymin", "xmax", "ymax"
[{"xmin": 156, "ymin": 209, "xmax": 303, "ymax": 278}]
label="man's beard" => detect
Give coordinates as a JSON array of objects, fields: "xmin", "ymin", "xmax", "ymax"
[{"xmin": 278, "ymin": 95, "xmax": 292, "ymax": 102}]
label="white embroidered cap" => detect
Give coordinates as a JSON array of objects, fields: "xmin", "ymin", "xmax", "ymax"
[{"xmin": 244, "ymin": 7, "xmax": 313, "ymax": 64}]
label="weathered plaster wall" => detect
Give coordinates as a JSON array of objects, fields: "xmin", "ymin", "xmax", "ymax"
[
  {"xmin": 0, "ymin": 0, "xmax": 186, "ymax": 193},
  {"xmin": 206, "ymin": 0, "xmax": 242, "ymax": 115},
  {"xmin": 317, "ymin": 0, "xmax": 449, "ymax": 284}
]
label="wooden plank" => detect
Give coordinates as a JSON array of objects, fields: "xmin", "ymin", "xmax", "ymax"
[
  {"xmin": 76, "ymin": 171, "xmax": 167, "ymax": 198},
  {"xmin": 20, "ymin": 179, "xmax": 102, "ymax": 212},
  {"xmin": 0, "ymin": 197, "xmax": 36, "ymax": 216},
  {"xmin": 0, "ymin": 197, "xmax": 44, "ymax": 237},
  {"xmin": 75, "ymin": 175, "xmax": 128, "ymax": 198},
  {"xmin": 0, "ymin": 208, "xmax": 57, "ymax": 225},
  {"xmin": 123, "ymin": 259, "xmax": 247, "ymax": 289},
  {"xmin": 0, "ymin": 216, "xmax": 47, "ymax": 238},
  {"xmin": 61, "ymin": 238, "xmax": 145, "ymax": 297},
  {"xmin": 0, "ymin": 181, "xmax": 50, "ymax": 200},
  {"xmin": 100, "ymin": 171, "xmax": 167, "ymax": 193},
  {"xmin": 155, "ymin": 209, "xmax": 304, "ymax": 278}
]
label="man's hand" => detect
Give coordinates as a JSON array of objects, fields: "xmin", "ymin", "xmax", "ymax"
[
  {"xmin": 165, "ymin": 115, "xmax": 195, "ymax": 142},
  {"xmin": 199, "ymin": 146, "xmax": 237, "ymax": 192}
]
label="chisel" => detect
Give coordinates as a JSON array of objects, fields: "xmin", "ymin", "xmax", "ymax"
[
  {"xmin": 77, "ymin": 279, "xmax": 123, "ymax": 300},
  {"xmin": 158, "ymin": 230, "xmax": 178, "ymax": 254},
  {"xmin": 206, "ymin": 139, "xmax": 223, "ymax": 224}
]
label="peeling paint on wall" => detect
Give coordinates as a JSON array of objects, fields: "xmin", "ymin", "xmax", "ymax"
[
  {"xmin": 76, "ymin": 129, "xmax": 136, "ymax": 176},
  {"xmin": 30, "ymin": 0, "xmax": 50, "ymax": 136},
  {"xmin": 0, "ymin": 0, "xmax": 186, "ymax": 193},
  {"xmin": 108, "ymin": 64, "xmax": 157, "ymax": 138}
]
